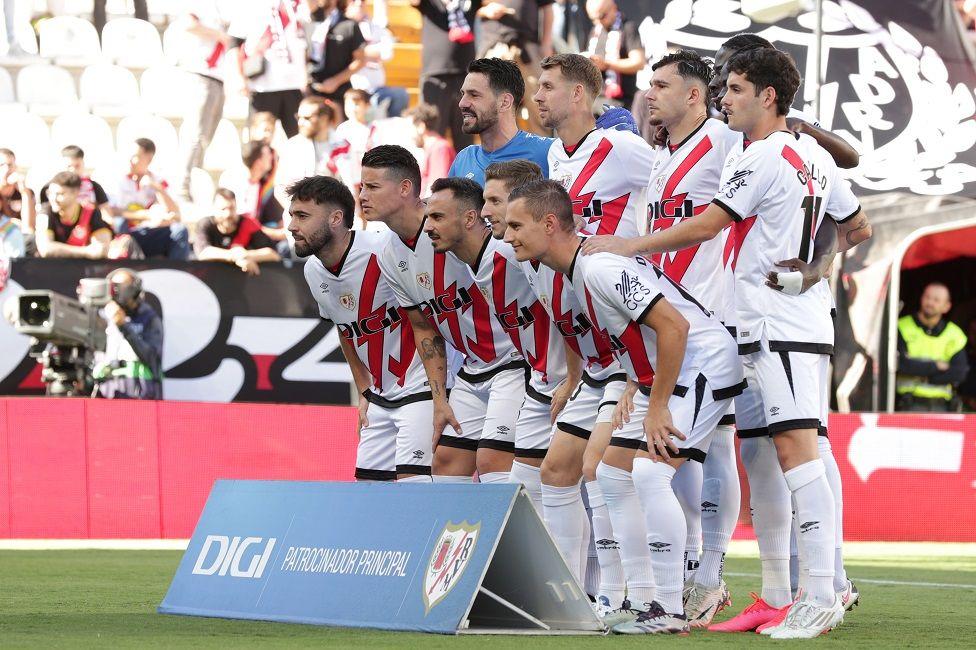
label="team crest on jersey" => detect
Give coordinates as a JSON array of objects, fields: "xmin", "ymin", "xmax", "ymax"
[
  {"xmin": 423, "ymin": 521, "xmax": 481, "ymax": 614},
  {"xmin": 557, "ymin": 172, "xmax": 573, "ymax": 190},
  {"xmin": 478, "ymin": 285, "xmax": 490, "ymax": 301},
  {"xmin": 339, "ymin": 293, "xmax": 356, "ymax": 310},
  {"xmin": 417, "ymin": 272, "xmax": 431, "ymax": 290},
  {"xmin": 654, "ymin": 174, "xmax": 666, "ymax": 192}
]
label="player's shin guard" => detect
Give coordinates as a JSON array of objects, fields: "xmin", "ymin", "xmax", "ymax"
[
  {"xmin": 784, "ymin": 459, "xmax": 836, "ymax": 607},
  {"xmin": 585, "ymin": 479, "xmax": 625, "ymax": 606},
  {"xmin": 672, "ymin": 459, "xmax": 702, "ymax": 582},
  {"xmin": 632, "ymin": 458, "xmax": 685, "ymax": 614},
  {"xmin": 740, "ymin": 437, "xmax": 793, "ymax": 608},
  {"xmin": 541, "ymin": 481, "xmax": 588, "ymax": 585},
  {"xmin": 699, "ymin": 425, "xmax": 738, "ymax": 589},
  {"xmin": 509, "ymin": 461, "xmax": 543, "ymax": 513},
  {"xmin": 596, "ymin": 461, "xmax": 657, "ymax": 604},
  {"xmin": 819, "ymin": 436, "xmax": 847, "ymax": 591}
]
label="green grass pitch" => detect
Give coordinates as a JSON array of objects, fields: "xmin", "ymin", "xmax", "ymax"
[{"xmin": 0, "ymin": 548, "xmax": 973, "ymax": 648}]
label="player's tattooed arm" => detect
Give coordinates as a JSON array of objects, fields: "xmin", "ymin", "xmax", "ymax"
[
  {"xmin": 837, "ymin": 210, "xmax": 872, "ymax": 252},
  {"xmin": 419, "ymin": 334, "xmax": 447, "ymax": 398},
  {"xmin": 406, "ymin": 308, "xmax": 461, "ymax": 439}
]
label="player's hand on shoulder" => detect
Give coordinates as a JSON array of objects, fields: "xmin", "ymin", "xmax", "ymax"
[{"xmin": 582, "ymin": 235, "xmax": 635, "ymax": 257}]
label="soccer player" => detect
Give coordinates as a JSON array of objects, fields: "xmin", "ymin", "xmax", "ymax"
[
  {"xmin": 360, "ymin": 145, "xmax": 525, "ymax": 484},
  {"xmin": 449, "ymin": 57, "xmax": 639, "ymax": 187},
  {"xmin": 481, "ymin": 160, "xmax": 579, "ymax": 514},
  {"xmin": 585, "ymin": 49, "xmax": 872, "ymax": 638},
  {"xmin": 484, "ymin": 160, "xmax": 628, "ymax": 615},
  {"xmin": 534, "ymin": 53, "xmax": 656, "ymax": 238},
  {"xmin": 292, "ymin": 175, "xmax": 432, "ymax": 482},
  {"xmin": 505, "ymin": 179, "xmax": 744, "ymax": 634}
]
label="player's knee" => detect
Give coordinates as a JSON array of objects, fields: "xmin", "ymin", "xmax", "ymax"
[{"xmin": 772, "ymin": 429, "xmax": 818, "ymax": 471}]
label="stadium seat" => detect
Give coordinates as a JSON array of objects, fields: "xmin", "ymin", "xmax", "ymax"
[
  {"xmin": 101, "ymin": 18, "xmax": 164, "ymax": 69},
  {"xmin": 15, "ymin": 63, "xmax": 78, "ymax": 116},
  {"xmin": 38, "ymin": 16, "xmax": 101, "ymax": 67},
  {"xmin": 140, "ymin": 65, "xmax": 190, "ymax": 118},
  {"xmin": 116, "ymin": 113, "xmax": 181, "ymax": 179},
  {"xmin": 50, "ymin": 112, "xmax": 116, "ymax": 172},
  {"xmin": 0, "ymin": 108, "xmax": 49, "ymax": 168},
  {"xmin": 198, "ymin": 118, "xmax": 243, "ymax": 172},
  {"xmin": 0, "ymin": 67, "xmax": 14, "ymax": 103},
  {"xmin": 189, "ymin": 167, "xmax": 215, "ymax": 206},
  {"xmin": 79, "ymin": 63, "xmax": 140, "ymax": 117},
  {"xmin": 161, "ymin": 22, "xmax": 184, "ymax": 65}
]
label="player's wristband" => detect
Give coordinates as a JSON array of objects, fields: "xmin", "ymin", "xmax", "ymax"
[{"xmin": 777, "ymin": 270, "xmax": 804, "ymax": 296}]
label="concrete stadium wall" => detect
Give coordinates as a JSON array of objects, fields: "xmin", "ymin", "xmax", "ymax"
[{"xmin": 0, "ymin": 399, "xmax": 973, "ymax": 541}]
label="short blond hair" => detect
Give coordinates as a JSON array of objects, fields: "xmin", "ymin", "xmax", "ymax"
[{"xmin": 540, "ymin": 53, "xmax": 603, "ymax": 100}]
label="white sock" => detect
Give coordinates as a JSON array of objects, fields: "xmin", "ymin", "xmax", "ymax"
[
  {"xmin": 595, "ymin": 461, "xmax": 656, "ymax": 605},
  {"xmin": 397, "ymin": 475, "xmax": 432, "ymax": 483},
  {"xmin": 672, "ymin": 460, "xmax": 702, "ymax": 582},
  {"xmin": 632, "ymin": 458, "xmax": 685, "ymax": 614},
  {"xmin": 700, "ymin": 424, "xmax": 739, "ymax": 588},
  {"xmin": 479, "ymin": 471, "xmax": 509, "ymax": 484},
  {"xmin": 432, "ymin": 475, "xmax": 472, "ymax": 483},
  {"xmin": 509, "ymin": 461, "xmax": 543, "ymax": 513},
  {"xmin": 784, "ymin": 459, "xmax": 836, "ymax": 607},
  {"xmin": 541, "ymin": 481, "xmax": 588, "ymax": 585},
  {"xmin": 819, "ymin": 436, "xmax": 848, "ymax": 591},
  {"xmin": 740, "ymin": 437, "xmax": 793, "ymax": 608},
  {"xmin": 585, "ymin": 479, "xmax": 625, "ymax": 606}
]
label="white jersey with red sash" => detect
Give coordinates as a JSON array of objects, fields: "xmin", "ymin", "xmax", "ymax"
[
  {"xmin": 304, "ymin": 230, "xmax": 426, "ymax": 403},
  {"xmin": 379, "ymin": 221, "xmax": 524, "ymax": 379},
  {"xmin": 469, "ymin": 238, "xmax": 566, "ymax": 396},
  {"xmin": 548, "ymin": 128, "xmax": 656, "ymax": 239},
  {"xmin": 646, "ymin": 118, "xmax": 739, "ymax": 321}
]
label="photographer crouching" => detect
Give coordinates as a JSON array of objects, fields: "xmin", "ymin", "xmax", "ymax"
[{"xmin": 93, "ymin": 268, "xmax": 163, "ymax": 399}]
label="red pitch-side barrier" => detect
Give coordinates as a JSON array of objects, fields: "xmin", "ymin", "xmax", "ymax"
[{"xmin": 0, "ymin": 398, "xmax": 973, "ymax": 541}]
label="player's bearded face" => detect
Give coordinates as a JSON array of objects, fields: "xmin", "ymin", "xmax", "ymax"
[
  {"xmin": 459, "ymin": 74, "xmax": 500, "ymax": 134},
  {"xmin": 645, "ymin": 65, "xmax": 684, "ymax": 127},
  {"xmin": 292, "ymin": 217, "xmax": 332, "ymax": 257},
  {"xmin": 535, "ymin": 71, "xmax": 571, "ymax": 129}
]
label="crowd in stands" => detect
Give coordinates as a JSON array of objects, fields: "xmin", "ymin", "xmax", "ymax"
[{"xmin": 0, "ymin": 0, "xmax": 652, "ymax": 271}]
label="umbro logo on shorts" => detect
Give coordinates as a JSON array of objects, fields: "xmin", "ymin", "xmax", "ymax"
[
  {"xmin": 412, "ymin": 449, "xmax": 425, "ymax": 460},
  {"xmin": 769, "ymin": 406, "xmax": 780, "ymax": 416}
]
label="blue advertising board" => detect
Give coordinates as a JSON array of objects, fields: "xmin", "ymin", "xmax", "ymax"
[{"xmin": 159, "ymin": 480, "xmax": 520, "ymax": 633}]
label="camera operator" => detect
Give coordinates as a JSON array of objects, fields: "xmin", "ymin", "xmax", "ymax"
[{"xmin": 93, "ymin": 268, "xmax": 163, "ymax": 400}]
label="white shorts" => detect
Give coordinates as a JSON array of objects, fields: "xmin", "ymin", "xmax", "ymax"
[
  {"xmin": 556, "ymin": 372, "xmax": 628, "ymax": 439},
  {"xmin": 611, "ymin": 373, "xmax": 743, "ymax": 463},
  {"xmin": 740, "ymin": 335, "xmax": 830, "ymax": 436},
  {"xmin": 441, "ymin": 364, "xmax": 526, "ymax": 454},
  {"xmin": 356, "ymin": 397, "xmax": 434, "ymax": 480},
  {"xmin": 515, "ymin": 391, "xmax": 555, "ymax": 458}
]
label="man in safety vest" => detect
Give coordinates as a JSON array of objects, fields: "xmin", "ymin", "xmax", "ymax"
[
  {"xmin": 897, "ymin": 282, "xmax": 969, "ymax": 411},
  {"xmin": 94, "ymin": 268, "xmax": 164, "ymax": 400}
]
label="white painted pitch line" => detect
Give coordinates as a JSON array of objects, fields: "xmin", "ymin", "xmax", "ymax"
[{"xmin": 724, "ymin": 571, "xmax": 976, "ymax": 590}]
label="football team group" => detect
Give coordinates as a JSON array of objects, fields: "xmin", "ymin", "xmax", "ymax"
[{"xmin": 290, "ymin": 32, "xmax": 871, "ymax": 638}]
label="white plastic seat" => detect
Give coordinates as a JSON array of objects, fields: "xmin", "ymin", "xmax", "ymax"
[
  {"xmin": 189, "ymin": 167, "xmax": 215, "ymax": 206},
  {"xmin": 0, "ymin": 68, "xmax": 14, "ymax": 103},
  {"xmin": 139, "ymin": 65, "xmax": 190, "ymax": 118},
  {"xmin": 116, "ymin": 114, "xmax": 180, "ymax": 179},
  {"xmin": 79, "ymin": 63, "xmax": 140, "ymax": 117},
  {"xmin": 15, "ymin": 63, "xmax": 78, "ymax": 115},
  {"xmin": 50, "ymin": 113, "xmax": 116, "ymax": 172},
  {"xmin": 196, "ymin": 118, "xmax": 242, "ymax": 172},
  {"xmin": 101, "ymin": 18, "xmax": 163, "ymax": 69},
  {"xmin": 0, "ymin": 109, "xmax": 49, "ymax": 168},
  {"xmin": 38, "ymin": 16, "xmax": 101, "ymax": 66}
]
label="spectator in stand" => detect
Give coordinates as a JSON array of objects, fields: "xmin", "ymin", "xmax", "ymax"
[
  {"xmin": 230, "ymin": 0, "xmax": 311, "ymax": 138},
  {"xmin": 174, "ymin": 3, "xmax": 232, "ymax": 201},
  {"xmin": 194, "ymin": 188, "xmax": 281, "ymax": 275},
  {"xmin": 897, "ymin": 282, "xmax": 970, "ymax": 412},
  {"xmin": 583, "ymin": 0, "xmax": 644, "ymax": 110},
  {"xmin": 309, "ymin": 0, "xmax": 367, "ymax": 111},
  {"xmin": 408, "ymin": 103, "xmax": 455, "ymax": 195},
  {"xmin": 248, "ymin": 111, "xmax": 280, "ymax": 147},
  {"xmin": 40, "ymin": 146, "xmax": 111, "ymax": 214},
  {"xmin": 108, "ymin": 139, "xmax": 191, "ymax": 261},
  {"xmin": 413, "ymin": 0, "xmax": 482, "ymax": 150},
  {"xmin": 276, "ymin": 98, "xmax": 354, "ymax": 193},
  {"xmin": 0, "ymin": 148, "xmax": 35, "ymax": 234},
  {"xmin": 35, "ymin": 172, "xmax": 112, "ymax": 260},
  {"xmin": 477, "ymin": 0, "xmax": 554, "ymax": 134},
  {"xmin": 223, "ymin": 141, "xmax": 285, "ymax": 229},
  {"xmin": 346, "ymin": 0, "xmax": 409, "ymax": 117},
  {"xmin": 337, "ymin": 88, "xmax": 374, "ymax": 187}
]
